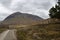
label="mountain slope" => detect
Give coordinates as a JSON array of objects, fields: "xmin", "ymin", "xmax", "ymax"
[{"xmin": 2, "ymin": 12, "xmax": 43, "ymax": 25}]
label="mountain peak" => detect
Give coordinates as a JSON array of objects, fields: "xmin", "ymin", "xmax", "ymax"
[{"xmin": 3, "ymin": 12, "xmax": 43, "ymax": 25}]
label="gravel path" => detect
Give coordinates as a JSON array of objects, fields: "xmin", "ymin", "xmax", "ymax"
[{"xmin": 0, "ymin": 30, "xmax": 17, "ymax": 40}]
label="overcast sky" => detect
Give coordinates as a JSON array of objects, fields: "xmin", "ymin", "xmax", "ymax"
[{"xmin": 0, "ymin": 0, "xmax": 57, "ymax": 21}]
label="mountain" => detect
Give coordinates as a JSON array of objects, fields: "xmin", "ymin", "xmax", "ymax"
[{"xmin": 2, "ymin": 12, "xmax": 43, "ymax": 25}]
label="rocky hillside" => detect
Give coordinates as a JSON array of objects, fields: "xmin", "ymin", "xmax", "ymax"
[{"xmin": 2, "ymin": 12, "xmax": 42, "ymax": 25}]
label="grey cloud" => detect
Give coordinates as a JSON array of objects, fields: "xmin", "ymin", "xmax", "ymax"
[
  {"xmin": 0, "ymin": 0, "xmax": 56, "ymax": 20},
  {"xmin": 10, "ymin": 0, "xmax": 51, "ymax": 10},
  {"xmin": 0, "ymin": 13, "xmax": 9, "ymax": 16},
  {"xmin": 41, "ymin": 2, "xmax": 51, "ymax": 10},
  {"xmin": 0, "ymin": 13, "xmax": 10, "ymax": 21},
  {"xmin": 0, "ymin": 0, "xmax": 12, "ymax": 7},
  {"xmin": 10, "ymin": 0, "xmax": 51, "ymax": 19},
  {"xmin": 0, "ymin": 0, "xmax": 55, "ymax": 11}
]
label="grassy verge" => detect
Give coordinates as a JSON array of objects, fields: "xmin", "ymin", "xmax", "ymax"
[
  {"xmin": 16, "ymin": 24, "xmax": 60, "ymax": 40},
  {"xmin": 0, "ymin": 28, "xmax": 7, "ymax": 33}
]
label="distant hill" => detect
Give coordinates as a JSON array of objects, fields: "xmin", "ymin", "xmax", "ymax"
[{"xmin": 2, "ymin": 12, "xmax": 43, "ymax": 25}]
